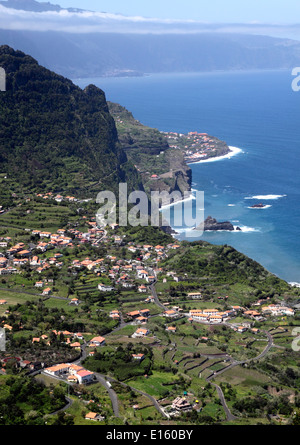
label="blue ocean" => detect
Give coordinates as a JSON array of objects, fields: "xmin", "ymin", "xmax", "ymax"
[{"xmin": 74, "ymin": 70, "xmax": 300, "ymax": 284}]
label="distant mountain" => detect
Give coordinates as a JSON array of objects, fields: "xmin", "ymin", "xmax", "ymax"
[
  {"xmin": 0, "ymin": 29, "xmax": 300, "ymax": 79},
  {"xmin": 1, "ymin": 1, "xmax": 300, "ymax": 78},
  {"xmin": 0, "ymin": 45, "xmax": 142, "ymax": 196},
  {"xmin": 0, "ymin": 0, "xmax": 86, "ymax": 13}
]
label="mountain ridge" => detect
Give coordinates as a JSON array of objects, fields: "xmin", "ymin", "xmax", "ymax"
[
  {"xmin": 0, "ymin": 45, "xmax": 143, "ymax": 198},
  {"xmin": 1, "ymin": 30, "xmax": 300, "ymax": 79},
  {"xmin": 0, "ymin": 0, "xmax": 87, "ymax": 13}
]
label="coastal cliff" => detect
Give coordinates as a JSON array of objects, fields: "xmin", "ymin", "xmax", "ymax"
[{"xmin": 108, "ymin": 102, "xmax": 192, "ymax": 205}]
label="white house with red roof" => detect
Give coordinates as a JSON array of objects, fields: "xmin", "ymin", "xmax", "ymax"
[{"xmin": 89, "ymin": 336, "xmax": 106, "ymax": 347}]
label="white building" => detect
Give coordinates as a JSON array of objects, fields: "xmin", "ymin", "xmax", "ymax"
[
  {"xmin": 132, "ymin": 328, "xmax": 150, "ymax": 338},
  {"xmin": 44, "ymin": 363, "xmax": 70, "ymax": 376},
  {"xmin": 98, "ymin": 284, "xmax": 114, "ymax": 292},
  {"xmin": 89, "ymin": 336, "xmax": 106, "ymax": 347},
  {"xmin": 188, "ymin": 292, "xmax": 202, "ymax": 299},
  {"xmin": 76, "ymin": 370, "xmax": 94, "ymax": 384}
]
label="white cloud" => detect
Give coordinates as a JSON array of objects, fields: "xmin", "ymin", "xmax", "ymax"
[{"xmin": 0, "ymin": 4, "xmax": 299, "ymax": 38}]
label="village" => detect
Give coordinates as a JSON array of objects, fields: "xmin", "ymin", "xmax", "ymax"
[
  {"xmin": 0, "ymin": 191, "xmax": 299, "ymax": 425},
  {"xmin": 161, "ymin": 131, "xmax": 230, "ymax": 163}
]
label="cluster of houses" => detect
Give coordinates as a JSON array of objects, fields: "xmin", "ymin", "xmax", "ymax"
[
  {"xmin": 0, "ymin": 235, "xmax": 71, "ymax": 276},
  {"xmin": 261, "ymin": 304, "xmax": 295, "ymax": 317},
  {"xmin": 0, "ymin": 206, "xmax": 183, "ymax": 299},
  {"xmin": 31, "ymin": 230, "xmax": 73, "ymax": 252},
  {"xmin": 187, "ymin": 302, "xmax": 296, "ymax": 326},
  {"xmin": 188, "ymin": 306, "xmax": 263, "ymax": 325},
  {"xmin": 127, "ymin": 243, "xmax": 179, "ymax": 262},
  {"xmin": 35, "ymin": 192, "xmax": 78, "ymax": 203},
  {"xmin": 25, "ymin": 330, "xmax": 107, "ymax": 354},
  {"xmin": 188, "ymin": 308, "xmax": 237, "ymax": 324},
  {"xmin": 0, "ymin": 329, "xmax": 107, "ymax": 376},
  {"xmin": 126, "ymin": 309, "xmax": 151, "ymax": 324},
  {"xmin": 162, "ymin": 130, "xmax": 224, "ymax": 163},
  {"xmin": 0, "ymin": 220, "xmax": 108, "ymax": 276}
]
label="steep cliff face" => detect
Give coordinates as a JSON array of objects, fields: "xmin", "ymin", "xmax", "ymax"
[
  {"xmin": 108, "ymin": 102, "xmax": 192, "ymax": 204},
  {"xmin": 0, "ymin": 46, "xmax": 142, "ymax": 197}
]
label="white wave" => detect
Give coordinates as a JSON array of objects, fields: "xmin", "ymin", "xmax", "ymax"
[
  {"xmin": 228, "ymin": 204, "xmax": 236, "ymax": 207},
  {"xmin": 173, "ymin": 224, "xmax": 259, "ymax": 234},
  {"xmin": 187, "ymin": 146, "xmax": 243, "ymax": 164},
  {"xmin": 204, "ymin": 229, "xmax": 231, "ymax": 232},
  {"xmin": 234, "ymin": 226, "xmax": 260, "ymax": 233},
  {"xmin": 245, "ymin": 194, "xmax": 287, "ymax": 200},
  {"xmin": 289, "ymin": 282, "xmax": 300, "ymax": 288},
  {"xmin": 172, "ymin": 227, "xmax": 200, "ymax": 235},
  {"xmin": 172, "ymin": 227, "xmax": 189, "ymax": 233}
]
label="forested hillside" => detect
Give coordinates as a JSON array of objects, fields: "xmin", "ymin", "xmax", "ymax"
[{"xmin": 0, "ymin": 45, "xmax": 142, "ymax": 197}]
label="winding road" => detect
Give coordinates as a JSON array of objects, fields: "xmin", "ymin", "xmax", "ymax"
[
  {"xmin": 39, "ymin": 274, "xmax": 275, "ymax": 422},
  {"xmin": 148, "ymin": 279, "xmax": 276, "ymax": 422},
  {"xmin": 205, "ymin": 329, "xmax": 274, "ymax": 421}
]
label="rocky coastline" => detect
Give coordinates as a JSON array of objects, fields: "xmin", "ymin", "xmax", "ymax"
[{"xmin": 195, "ymin": 216, "xmax": 241, "ymax": 232}]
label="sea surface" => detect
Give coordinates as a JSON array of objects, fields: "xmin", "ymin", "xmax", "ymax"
[{"xmin": 74, "ymin": 70, "xmax": 300, "ymax": 284}]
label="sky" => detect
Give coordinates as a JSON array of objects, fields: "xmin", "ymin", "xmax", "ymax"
[{"xmin": 56, "ymin": 0, "xmax": 300, "ymax": 24}]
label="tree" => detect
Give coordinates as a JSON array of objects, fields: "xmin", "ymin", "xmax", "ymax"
[{"xmin": 52, "ymin": 411, "xmax": 75, "ymax": 426}]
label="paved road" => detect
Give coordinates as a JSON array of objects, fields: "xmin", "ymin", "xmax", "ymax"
[
  {"xmin": 149, "ymin": 282, "xmax": 167, "ymax": 310},
  {"xmin": 211, "ymin": 383, "xmax": 237, "ymax": 422},
  {"xmin": 105, "ymin": 376, "xmax": 168, "ymax": 419},
  {"xmin": 151, "ymin": 280, "xmax": 275, "ymax": 422},
  {"xmin": 74, "ymin": 344, "xmax": 121, "ymax": 418},
  {"xmin": 49, "ymin": 396, "xmax": 74, "ymax": 416},
  {"xmin": 29, "ymin": 277, "xmax": 275, "ymax": 423},
  {"xmin": 94, "ymin": 373, "xmax": 120, "ymax": 418},
  {"xmin": 69, "ymin": 311, "xmax": 168, "ymax": 420}
]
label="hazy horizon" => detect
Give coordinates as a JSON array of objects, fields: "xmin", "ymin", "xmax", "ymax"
[{"xmin": 1, "ymin": 0, "xmax": 300, "ymax": 40}]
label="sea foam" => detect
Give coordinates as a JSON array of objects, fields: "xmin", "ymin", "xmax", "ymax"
[
  {"xmin": 187, "ymin": 146, "xmax": 243, "ymax": 164},
  {"xmin": 234, "ymin": 226, "xmax": 260, "ymax": 233},
  {"xmin": 245, "ymin": 194, "xmax": 287, "ymax": 200}
]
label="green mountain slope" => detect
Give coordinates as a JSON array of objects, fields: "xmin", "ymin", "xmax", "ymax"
[
  {"xmin": 161, "ymin": 241, "xmax": 300, "ymax": 304},
  {"xmin": 0, "ymin": 45, "xmax": 142, "ymax": 197}
]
